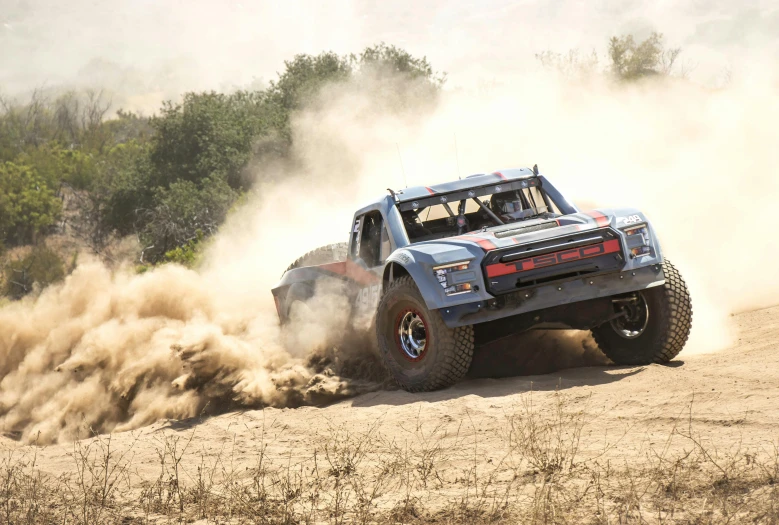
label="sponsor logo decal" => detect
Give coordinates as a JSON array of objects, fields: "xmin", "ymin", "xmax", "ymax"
[
  {"xmin": 356, "ymin": 283, "xmax": 381, "ymax": 309},
  {"xmin": 485, "ymin": 239, "xmax": 621, "ymax": 278},
  {"xmin": 620, "ymin": 214, "xmax": 642, "ymax": 224}
]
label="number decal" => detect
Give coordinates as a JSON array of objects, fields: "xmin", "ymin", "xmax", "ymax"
[
  {"xmin": 356, "ymin": 284, "xmax": 381, "ymax": 309},
  {"xmin": 622, "ymin": 215, "xmax": 642, "ymax": 224}
]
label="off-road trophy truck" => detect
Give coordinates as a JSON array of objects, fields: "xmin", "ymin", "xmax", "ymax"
[{"xmin": 273, "ymin": 166, "xmax": 693, "ymax": 391}]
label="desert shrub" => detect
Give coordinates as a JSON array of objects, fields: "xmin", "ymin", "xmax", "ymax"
[
  {"xmin": 609, "ymin": 32, "xmax": 681, "ymax": 80},
  {"xmin": 2, "ymin": 244, "xmax": 65, "ymax": 299},
  {"xmin": 0, "ymin": 162, "xmax": 62, "ymax": 246},
  {"xmin": 268, "ymin": 51, "xmax": 352, "ymax": 112},
  {"xmin": 149, "ymin": 90, "xmax": 275, "ymax": 191},
  {"xmin": 162, "ymin": 229, "xmax": 206, "ymax": 268},
  {"xmin": 17, "ymin": 144, "xmax": 99, "ymax": 190},
  {"xmin": 139, "ymin": 177, "xmax": 236, "ymax": 262},
  {"xmin": 536, "ymin": 32, "xmax": 682, "ymax": 82},
  {"xmin": 535, "ymin": 49, "xmax": 600, "ymax": 79}
]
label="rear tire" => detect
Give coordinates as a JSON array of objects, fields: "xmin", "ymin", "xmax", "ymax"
[
  {"xmin": 285, "ymin": 242, "xmax": 348, "ymax": 273},
  {"xmin": 280, "ymin": 243, "xmax": 349, "ymax": 324},
  {"xmin": 376, "ymin": 276, "xmax": 474, "ymax": 392},
  {"xmin": 591, "ymin": 260, "xmax": 692, "ymax": 365}
]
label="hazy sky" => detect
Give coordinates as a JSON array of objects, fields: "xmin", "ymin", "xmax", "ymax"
[{"xmin": 1, "ymin": 0, "xmax": 777, "ymax": 106}]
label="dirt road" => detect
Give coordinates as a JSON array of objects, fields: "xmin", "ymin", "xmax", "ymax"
[{"xmin": 7, "ymin": 304, "xmax": 775, "ymax": 486}]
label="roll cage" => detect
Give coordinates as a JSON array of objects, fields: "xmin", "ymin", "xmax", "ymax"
[
  {"xmin": 396, "ymin": 176, "xmax": 571, "ymax": 244},
  {"xmin": 345, "ymin": 170, "xmax": 580, "ymax": 267}
]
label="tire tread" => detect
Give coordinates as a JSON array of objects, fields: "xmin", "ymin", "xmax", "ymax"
[
  {"xmin": 592, "ymin": 260, "xmax": 692, "ymax": 365},
  {"xmin": 377, "ymin": 276, "xmax": 474, "ymax": 392},
  {"xmin": 284, "ymin": 243, "xmax": 348, "ymax": 274}
]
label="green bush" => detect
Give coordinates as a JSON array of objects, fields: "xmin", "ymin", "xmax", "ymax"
[
  {"xmin": 149, "ymin": 91, "xmax": 274, "ymax": 191},
  {"xmin": 162, "ymin": 229, "xmax": 206, "ymax": 267},
  {"xmin": 93, "ymin": 140, "xmax": 155, "ymax": 237},
  {"xmin": 356, "ymin": 42, "xmax": 445, "ymax": 85},
  {"xmin": 139, "ymin": 176, "xmax": 236, "ymax": 262},
  {"xmin": 2, "ymin": 245, "xmax": 65, "ymax": 299},
  {"xmin": 268, "ymin": 51, "xmax": 353, "ymax": 114},
  {"xmin": 0, "ymin": 162, "xmax": 62, "ymax": 246},
  {"xmin": 17, "ymin": 144, "xmax": 99, "ymax": 190}
]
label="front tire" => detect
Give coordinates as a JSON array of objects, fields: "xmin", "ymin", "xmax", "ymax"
[
  {"xmin": 376, "ymin": 276, "xmax": 474, "ymax": 392},
  {"xmin": 591, "ymin": 260, "xmax": 692, "ymax": 365}
]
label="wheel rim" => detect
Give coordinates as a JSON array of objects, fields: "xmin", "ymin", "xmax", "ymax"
[
  {"xmin": 396, "ymin": 310, "xmax": 428, "ymax": 360},
  {"xmin": 610, "ymin": 292, "xmax": 650, "ymax": 339}
]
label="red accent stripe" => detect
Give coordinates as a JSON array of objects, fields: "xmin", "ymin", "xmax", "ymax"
[
  {"xmin": 317, "ymin": 260, "xmax": 380, "ymax": 286},
  {"xmin": 583, "ymin": 210, "xmax": 610, "ymax": 227},
  {"xmin": 445, "ymin": 234, "xmax": 497, "ymax": 252},
  {"xmin": 494, "ymin": 171, "xmax": 507, "ymax": 180},
  {"xmin": 474, "ymin": 238, "xmax": 497, "ymax": 251},
  {"xmin": 425, "ymin": 186, "xmax": 435, "ymax": 195},
  {"xmin": 485, "ymin": 239, "xmax": 621, "ymax": 278},
  {"xmin": 474, "ymin": 239, "xmax": 497, "ymax": 252}
]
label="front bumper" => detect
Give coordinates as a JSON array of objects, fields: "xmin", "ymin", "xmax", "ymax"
[{"xmin": 438, "ymin": 263, "xmax": 665, "ymax": 328}]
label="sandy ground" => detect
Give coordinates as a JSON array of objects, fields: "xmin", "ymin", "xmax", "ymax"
[{"xmin": 4, "ymin": 304, "xmax": 776, "ymax": 488}]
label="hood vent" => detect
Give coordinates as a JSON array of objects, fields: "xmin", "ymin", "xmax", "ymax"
[{"xmin": 493, "ymin": 221, "xmax": 558, "ymax": 239}]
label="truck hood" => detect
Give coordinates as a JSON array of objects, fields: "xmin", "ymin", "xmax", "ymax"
[{"xmin": 409, "ymin": 209, "xmax": 641, "ymax": 256}]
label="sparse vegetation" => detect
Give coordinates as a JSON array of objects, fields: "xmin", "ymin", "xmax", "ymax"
[
  {"xmin": 537, "ymin": 31, "xmax": 685, "ymax": 81},
  {"xmin": 0, "ymin": 392, "xmax": 776, "ymax": 524},
  {"xmin": 608, "ymin": 32, "xmax": 681, "ymax": 80}
]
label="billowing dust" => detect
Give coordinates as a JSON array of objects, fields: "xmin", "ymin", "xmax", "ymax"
[{"xmin": 2, "ymin": 64, "xmax": 778, "ymax": 443}]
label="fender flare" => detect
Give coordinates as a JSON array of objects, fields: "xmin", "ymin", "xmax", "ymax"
[
  {"xmin": 278, "ymin": 281, "xmax": 315, "ymax": 323},
  {"xmin": 382, "ymin": 251, "xmax": 444, "ymax": 310}
]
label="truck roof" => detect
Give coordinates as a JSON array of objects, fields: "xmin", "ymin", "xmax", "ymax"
[{"xmin": 394, "ymin": 167, "xmax": 536, "ymax": 203}]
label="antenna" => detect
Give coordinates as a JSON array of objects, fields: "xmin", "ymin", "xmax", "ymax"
[
  {"xmin": 454, "ymin": 133, "xmax": 461, "ymax": 180},
  {"xmin": 396, "ymin": 143, "xmax": 408, "ymax": 188}
]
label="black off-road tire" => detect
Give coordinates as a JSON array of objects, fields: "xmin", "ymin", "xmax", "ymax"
[
  {"xmin": 376, "ymin": 276, "xmax": 474, "ymax": 392},
  {"xmin": 280, "ymin": 242, "xmax": 349, "ymax": 324},
  {"xmin": 591, "ymin": 260, "xmax": 692, "ymax": 365},
  {"xmin": 285, "ymin": 242, "xmax": 348, "ymax": 273}
]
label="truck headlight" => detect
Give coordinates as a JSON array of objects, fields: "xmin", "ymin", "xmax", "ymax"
[
  {"xmin": 623, "ymin": 224, "xmax": 651, "ymax": 258},
  {"xmin": 624, "ymin": 225, "xmax": 647, "ymax": 237},
  {"xmin": 630, "ymin": 246, "xmax": 651, "ymax": 258},
  {"xmin": 433, "ymin": 261, "xmax": 474, "ymax": 295}
]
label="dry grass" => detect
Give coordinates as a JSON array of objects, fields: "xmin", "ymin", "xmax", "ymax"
[{"xmin": 1, "ymin": 391, "xmax": 778, "ymax": 524}]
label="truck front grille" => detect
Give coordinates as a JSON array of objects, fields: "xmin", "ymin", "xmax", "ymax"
[{"xmin": 482, "ymin": 229, "xmax": 624, "ymax": 295}]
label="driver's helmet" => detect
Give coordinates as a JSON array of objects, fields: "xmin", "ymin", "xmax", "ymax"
[{"xmin": 490, "ymin": 190, "xmax": 525, "ymax": 216}]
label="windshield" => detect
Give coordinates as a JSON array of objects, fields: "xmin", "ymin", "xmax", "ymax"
[{"xmin": 401, "ymin": 184, "xmax": 560, "ymax": 243}]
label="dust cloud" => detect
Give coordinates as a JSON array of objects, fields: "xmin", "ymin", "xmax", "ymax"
[
  {"xmin": 0, "ymin": 260, "xmax": 387, "ymax": 444},
  {"xmin": 229, "ymin": 66, "xmax": 779, "ymax": 355},
  {"xmin": 2, "ymin": 4, "xmax": 779, "ymax": 443}
]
